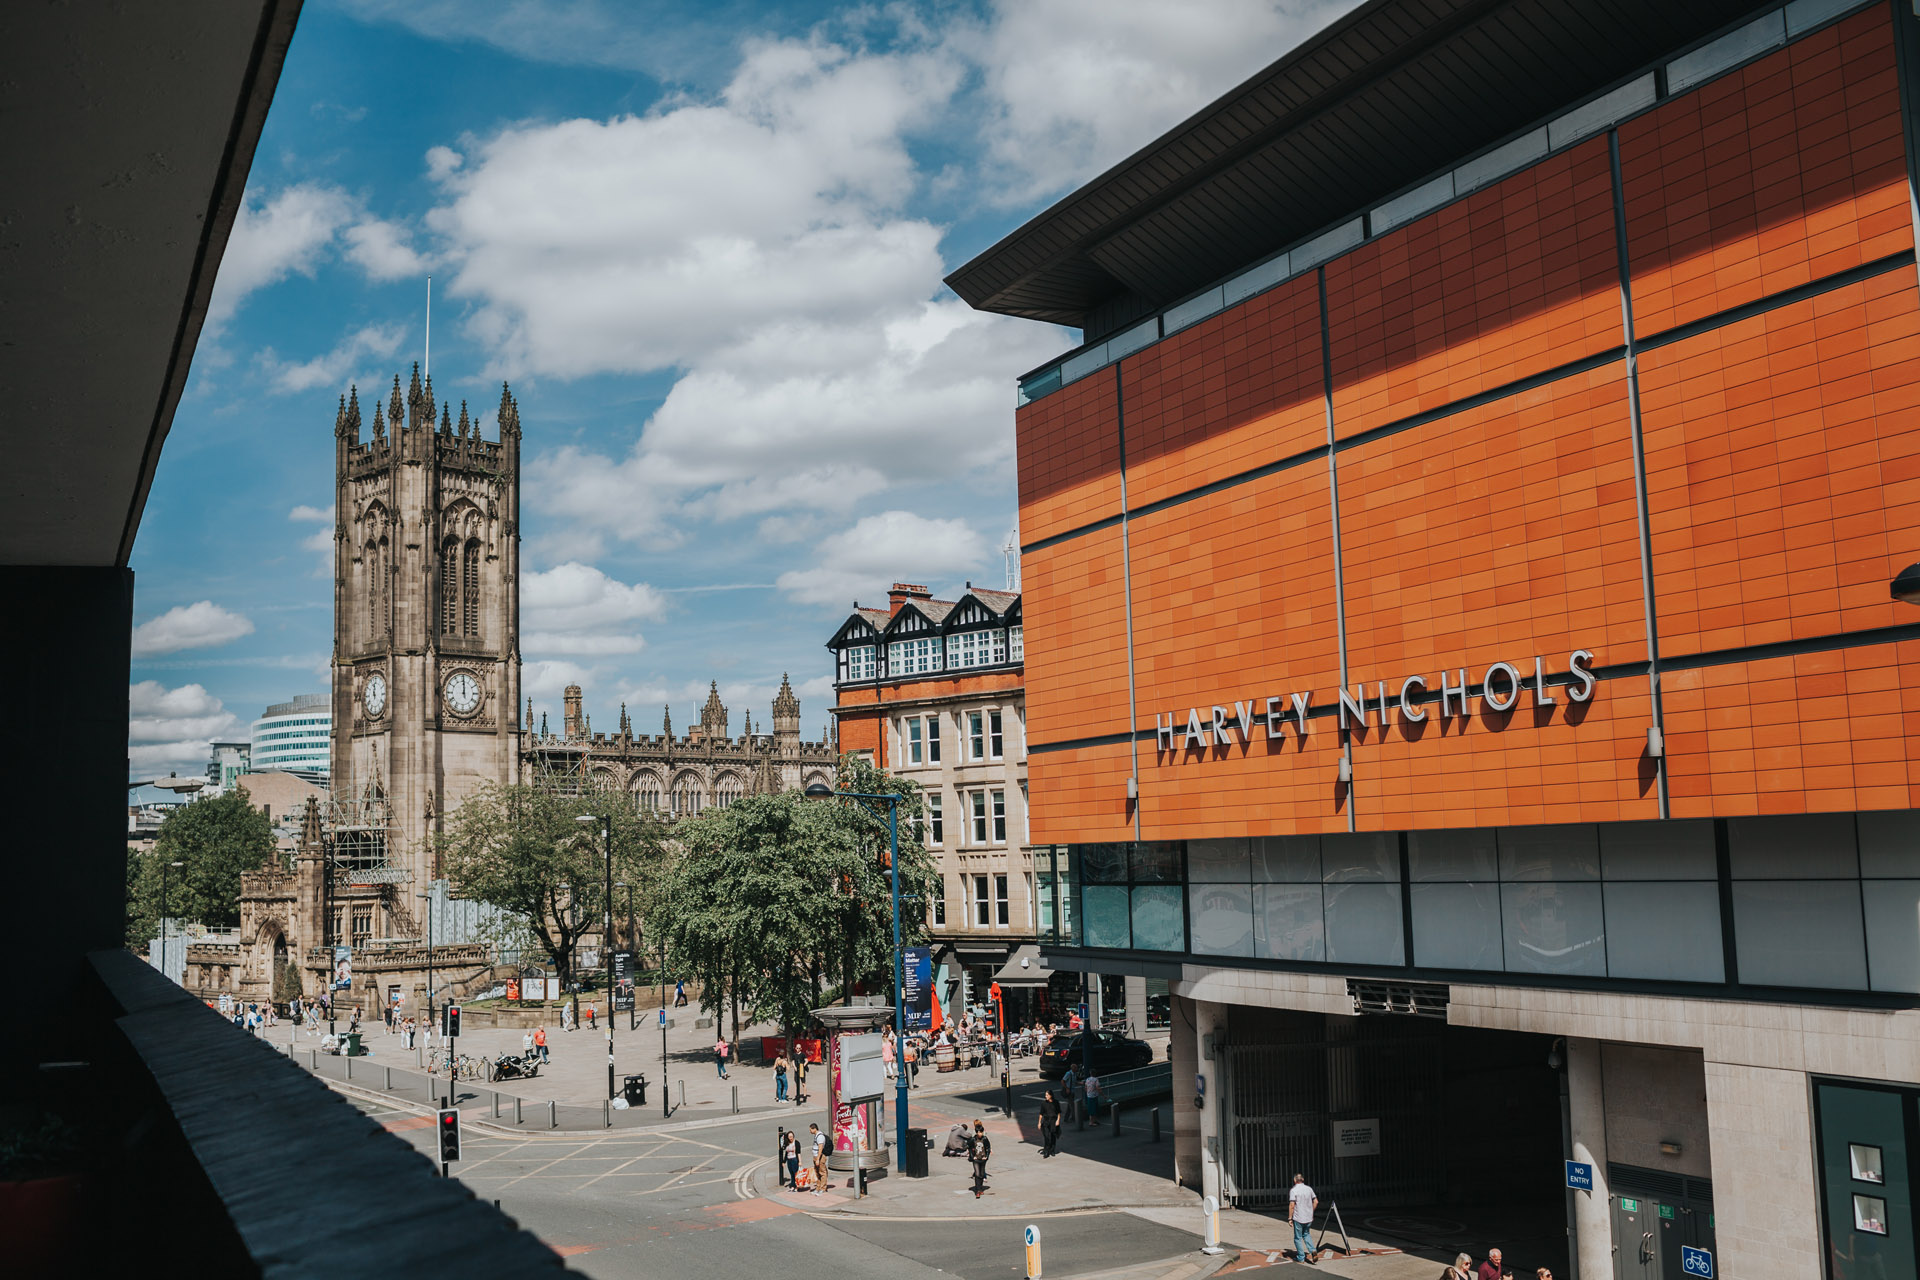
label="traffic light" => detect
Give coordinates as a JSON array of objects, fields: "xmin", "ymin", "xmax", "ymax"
[
  {"xmin": 442, "ymin": 1004, "xmax": 460, "ymax": 1039},
  {"xmin": 437, "ymin": 1107, "xmax": 461, "ymax": 1163}
]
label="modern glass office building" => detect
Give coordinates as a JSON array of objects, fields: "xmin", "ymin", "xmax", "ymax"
[
  {"xmin": 954, "ymin": 2, "xmax": 1920, "ymax": 1277},
  {"xmin": 250, "ymin": 693, "xmax": 331, "ymax": 783}
]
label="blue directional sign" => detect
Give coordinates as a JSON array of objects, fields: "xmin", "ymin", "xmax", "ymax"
[
  {"xmin": 658, "ymin": 1008, "xmax": 667, "ymax": 1028},
  {"xmin": 1680, "ymin": 1246, "xmax": 1713, "ymax": 1277},
  {"xmin": 1564, "ymin": 1160, "xmax": 1594, "ymax": 1191}
]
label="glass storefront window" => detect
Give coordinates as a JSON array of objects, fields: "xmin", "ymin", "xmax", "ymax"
[
  {"xmin": 1325, "ymin": 882, "xmax": 1403, "ymax": 965},
  {"xmin": 1083, "ymin": 886, "xmax": 1131, "ymax": 949},
  {"xmin": 1410, "ymin": 882, "xmax": 1502, "ymax": 970},
  {"xmin": 1501, "ymin": 881, "xmax": 1605, "ymax": 976},
  {"xmin": 1252, "ymin": 835, "xmax": 1321, "ymax": 882},
  {"xmin": 1254, "ymin": 884, "xmax": 1325, "ymax": 962},
  {"xmin": 1131, "ymin": 885, "xmax": 1186, "ymax": 951}
]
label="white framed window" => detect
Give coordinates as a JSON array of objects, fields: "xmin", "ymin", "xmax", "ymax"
[
  {"xmin": 995, "ymin": 874, "xmax": 1009, "ymax": 927},
  {"xmin": 973, "ymin": 874, "xmax": 990, "ymax": 927},
  {"xmin": 927, "ymin": 714, "xmax": 941, "ymax": 763},
  {"xmin": 969, "ymin": 711, "xmax": 985, "ymax": 760},
  {"xmin": 1025, "ymin": 872, "xmax": 1035, "ymax": 927},
  {"xmin": 927, "ymin": 794, "xmax": 943, "ymax": 846},
  {"xmin": 991, "ymin": 790, "xmax": 1006, "ymax": 843},
  {"xmin": 888, "ymin": 636, "xmax": 942, "ymax": 675},
  {"xmin": 991, "ymin": 629, "xmax": 1008, "ymax": 664},
  {"xmin": 843, "ymin": 645, "xmax": 876, "ymax": 681},
  {"xmin": 971, "ymin": 791, "xmax": 988, "ymax": 844},
  {"xmin": 989, "ymin": 710, "xmax": 1004, "ymax": 760},
  {"xmin": 1020, "ymin": 782, "xmax": 1029, "ymax": 843},
  {"xmin": 931, "ymin": 877, "xmax": 946, "ymax": 927},
  {"xmin": 1009, "ymin": 626, "xmax": 1023, "ymax": 662},
  {"xmin": 907, "ymin": 717, "xmax": 923, "ymax": 765}
]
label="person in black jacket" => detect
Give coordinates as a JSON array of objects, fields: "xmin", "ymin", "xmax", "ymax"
[
  {"xmin": 1039, "ymin": 1089, "xmax": 1062, "ymax": 1157},
  {"xmin": 969, "ymin": 1119, "xmax": 992, "ymax": 1197}
]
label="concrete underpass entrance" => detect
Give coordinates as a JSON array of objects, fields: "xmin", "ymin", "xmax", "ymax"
[{"xmin": 1219, "ymin": 1007, "xmax": 1567, "ymax": 1270}]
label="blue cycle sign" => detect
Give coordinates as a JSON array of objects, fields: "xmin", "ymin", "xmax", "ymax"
[
  {"xmin": 1680, "ymin": 1246, "xmax": 1713, "ymax": 1277},
  {"xmin": 1564, "ymin": 1160, "xmax": 1593, "ymax": 1191}
]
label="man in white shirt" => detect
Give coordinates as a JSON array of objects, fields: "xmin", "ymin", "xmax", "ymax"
[{"xmin": 1289, "ymin": 1173, "xmax": 1317, "ymax": 1264}]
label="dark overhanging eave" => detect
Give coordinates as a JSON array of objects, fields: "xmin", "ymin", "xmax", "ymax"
[{"xmin": 947, "ymin": 0, "xmax": 1771, "ymax": 333}]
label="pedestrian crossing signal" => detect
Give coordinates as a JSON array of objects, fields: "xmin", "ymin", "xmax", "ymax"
[
  {"xmin": 437, "ymin": 1107, "xmax": 461, "ymax": 1163},
  {"xmin": 442, "ymin": 1004, "xmax": 460, "ymax": 1039}
]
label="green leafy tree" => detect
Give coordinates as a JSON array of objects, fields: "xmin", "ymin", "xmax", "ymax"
[
  {"xmin": 125, "ymin": 791, "xmax": 278, "ymax": 946},
  {"xmin": 438, "ymin": 782, "xmax": 663, "ymax": 1020},
  {"xmin": 654, "ymin": 754, "xmax": 935, "ymax": 1044}
]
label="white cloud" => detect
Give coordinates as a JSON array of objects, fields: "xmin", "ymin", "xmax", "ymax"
[
  {"xmin": 522, "ymin": 562, "xmax": 666, "ymax": 656},
  {"xmin": 128, "ymin": 681, "xmax": 242, "ymax": 777},
  {"xmin": 776, "ymin": 511, "xmax": 990, "ymax": 606},
  {"xmin": 975, "ymin": 0, "xmax": 1362, "ymax": 204},
  {"xmin": 261, "ymin": 323, "xmax": 409, "ymax": 394},
  {"xmin": 425, "ymin": 144, "xmax": 464, "ymax": 182},
  {"xmin": 344, "ymin": 218, "xmax": 431, "ymax": 281},
  {"xmin": 208, "ymin": 184, "xmax": 356, "ymax": 328},
  {"xmin": 131, "ymin": 602, "xmax": 255, "ymax": 657},
  {"xmin": 524, "ymin": 659, "xmax": 593, "ymax": 706},
  {"xmin": 289, "ymin": 504, "xmax": 334, "ymax": 523}
]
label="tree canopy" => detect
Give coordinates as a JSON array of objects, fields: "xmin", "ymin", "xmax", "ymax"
[
  {"xmin": 437, "ymin": 782, "xmax": 663, "ymax": 1004},
  {"xmin": 126, "ymin": 789, "xmax": 278, "ymax": 946},
  {"xmin": 653, "ymin": 754, "xmax": 935, "ymax": 1039}
]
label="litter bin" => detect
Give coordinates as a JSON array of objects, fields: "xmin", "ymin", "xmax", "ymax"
[
  {"xmin": 903, "ymin": 1127, "xmax": 929, "ymax": 1178},
  {"xmin": 623, "ymin": 1074, "xmax": 647, "ymax": 1106},
  {"xmin": 342, "ymin": 1032, "xmax": 363, "ymax": 1057}
]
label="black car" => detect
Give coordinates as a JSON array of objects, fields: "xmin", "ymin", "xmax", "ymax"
[{"xmin": 1038, "ymin": 1029, "xmax": 1153, "ymax": 1079}]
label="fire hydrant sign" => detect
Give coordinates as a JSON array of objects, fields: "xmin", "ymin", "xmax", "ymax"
[{"xmin": 1332, "ymin": 1118, "xmax": 1381, "ymax": 1157}]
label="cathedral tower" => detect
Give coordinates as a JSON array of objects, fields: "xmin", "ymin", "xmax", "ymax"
[{"xmin": 331, "ymin": 369, "xmax": 523, "ymax": 890}]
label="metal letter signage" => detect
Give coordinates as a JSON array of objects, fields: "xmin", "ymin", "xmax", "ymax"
[{"xmin": 1156, "ymin": 651, "xmax": 1597, "ymax": 756}]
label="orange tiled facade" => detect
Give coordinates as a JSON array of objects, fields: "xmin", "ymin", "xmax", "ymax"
[{"xmin": 1014, "ymin": 9, "xmax": 1920, "ymax": 843}]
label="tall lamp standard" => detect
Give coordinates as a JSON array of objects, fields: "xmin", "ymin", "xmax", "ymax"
[
  {"xmin": 804, "ymin": 782, "xmax": 913, "ymax": 1176},
  {"xmin": 576, "ymin": 812, "xmax": 616, "ymax": 1103},
  {"xmin": 418, "ymin": 890, "xmax": 436, "ymax": 1090},
  {"xmin": 159, "ymin": 859, "xmax": 183, "ymax": 983}
]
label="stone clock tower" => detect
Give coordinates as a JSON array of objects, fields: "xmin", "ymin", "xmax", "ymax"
[{"xmin": 330, "ymin": 367, "xmax": 522, "ymax": 891}]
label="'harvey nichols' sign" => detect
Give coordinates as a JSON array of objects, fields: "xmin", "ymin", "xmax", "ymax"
[{"xmin": 1155, "ymin": 650, "xmax": 1596, "ymax": 751}]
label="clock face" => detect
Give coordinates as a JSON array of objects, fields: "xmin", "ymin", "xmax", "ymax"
[
  {"xmin": 443, "ymin": 672, "xmax": 482, "ymax": 716},
  {"xmin": 363, "ymin": 673, "xmax": 387, "ymax": 718}
]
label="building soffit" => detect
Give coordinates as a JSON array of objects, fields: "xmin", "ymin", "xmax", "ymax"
[{"xmin": 945, "ymin": 0, "xmax": 1766, "ymax": 332}]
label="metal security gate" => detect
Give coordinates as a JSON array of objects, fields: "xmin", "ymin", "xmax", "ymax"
[{"xmin": 1220, "ymin": 1011, "xmax": 1444, "ymax": 1210}]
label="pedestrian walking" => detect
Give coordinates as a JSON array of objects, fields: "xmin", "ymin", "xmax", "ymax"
[
  {"xmin": 1289, "ymin": 1173, "xmax": 1318, "ymax": 1264},
  {"xmin": 809, "ymin": 1123, "xmax": 828, "ymax": 1196},
  {"xmin": 793, "ymin": 1050, "xmax": 809, "ymax": 1104},
  {"xmin": 1441, "ymin": 1256, "xmax": 1474, "ymax": 1280},
  {"xmin": 904, "ymin": 1037, "xmax": 919, "ymax": 1087},
  {"xmin": 561, "ymin": 1002, "xmax": 574, "ymax": 1032},
  {"xmin": 1061, "ymin": 1064, "xmax": 1078, "ymax": 1122},
  {"xmin": 882, "ymin": 1028, "xmax": 897, "ymax": 1081},
  {"xmin": 534, "ymin": 1026, "xmax": 549, "ymax": 1063},
  {"xmin": 1039, "ymin": 1089, "xmax": 1062, "ymax": 1157},
  {"xmin": 968, "ymin": 1119, "xmax": 992, "ymax": 1197},
  {"xmin": 715, "ymin": 1035, "xmax": 731, "ymax": 1078},
  {"xmin": 774, "ymin": 1051, "xmax": 790, "ymax": 1102},
  {"xmin": 674, "ymin": 979, "xmax": 687, "ymax": 1007},
  {"xmin": 1475, "ymin": 1249, "xmax": 1505, "ymax": 1280},
  {"xmin": 587, "ymin": 1002, "xmax": 597, "ymax": 1030},
  {"xmin": 1084, "ymin": 1071, "xmax": 1103, "ymax": 1119},
  {"xmin": 522, "ymin": 1028, "xmax": 534, "ymax": 1058}
]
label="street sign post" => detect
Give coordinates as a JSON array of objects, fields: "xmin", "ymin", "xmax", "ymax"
[
  {"xmin": 1024, "ymin": 1223, "xmax": 1042, "ymax": 1278},
  {"xmin": 1564, "ymin": 1160, "xmax": 1594, "ymax": 1191},
  {"xmin": 1680, "ymin": 1246, "xmax": 1713, "ymax": 1277}
]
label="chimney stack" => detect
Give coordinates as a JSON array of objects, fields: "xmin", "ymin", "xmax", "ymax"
[{"xmin": 888, "ymin": 582, "xmax": 932, "ymax": 615}]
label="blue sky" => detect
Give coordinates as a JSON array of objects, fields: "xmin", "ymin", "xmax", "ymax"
[{"xmin": 127, "ymin": 0, "xmax": 1356, "ymax": 785}]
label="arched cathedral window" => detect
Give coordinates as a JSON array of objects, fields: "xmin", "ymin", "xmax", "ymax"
[
  {"xmin": 441, "ymin": 539, "xmax": 461, "ymax": 635},
  {"xmin": 462, "ymin": 539, "xmax": 480, "ymax": 636}
]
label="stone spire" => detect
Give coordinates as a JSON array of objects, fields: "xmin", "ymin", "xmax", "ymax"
[
  {"xmin": 300, "ymin": 796, "xmax": 323, "ymax": 852},
  {"xmin": 700, "ymin": 681, "xmax": 728, "ymax": 741},
  {"xmin": 772, "ymin": 673, "xmax": 800, "ymax": 744},
  {"xmin": 337, "ymin": 386, "xmax": 361, "ymax": 440},
  {"xmin": 525, "ymin": 697, "xmax": 534, "ymax": 733},
  {"xmin": 457, "ymin": 399, "xmax": 471, "ymax": 437},
  {"xmin": 439, "ymin": 401, "xmax": 452, "ymax": 434},
  {"xmin": 662, "ymin": 704, "xmax": 672, "ymax": 739},
  {"xmin": 619, "ymin": 702, "xmax": 630, "ymax": 738},
  {"xmin": 497, "ymin": 382, "xmax": 520, "ymax": 440}
]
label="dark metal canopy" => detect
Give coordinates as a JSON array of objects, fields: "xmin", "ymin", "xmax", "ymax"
[{"xmin": 947, "ymin": 0, "xmax": 1765, "ymax": 337}]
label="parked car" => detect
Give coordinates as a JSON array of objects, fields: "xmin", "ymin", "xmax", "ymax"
[{"xmin": 1038, "ymin": 1029, "xmax": 1154, "ymax": 1078}]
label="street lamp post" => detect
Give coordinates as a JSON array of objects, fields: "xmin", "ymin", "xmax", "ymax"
[
  {"xmin": 418, "ymin": 890, "xmax": 437, "ymax": 1099},
  {"xmin": 805, "ymin": 782, "xmax": 912, "ymax": 1176},
  {"xmin": 577, "ymin": 813, "xmax": 615, "ymax": 1103},
  {"xmin": 159, "ymin": 859, "xmax": 183, "ymax": 984}
]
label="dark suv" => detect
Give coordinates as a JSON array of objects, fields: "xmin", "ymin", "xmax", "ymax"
[{"xmin": 1038, "ymin": 1029, "xmax": 1154, "ymax": 1079}]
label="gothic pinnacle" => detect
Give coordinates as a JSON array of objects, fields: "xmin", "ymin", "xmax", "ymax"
[
  {"xmin": 388, "ymin": 374, "xmax": 403, "ymax": 423},
  {"xmin": 457, "ymin": 399, "xmax": 471, "ymax": 437},
  {"xmin": 439, "ymin": 401, "xmax": 452, "ymax": 434}
]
